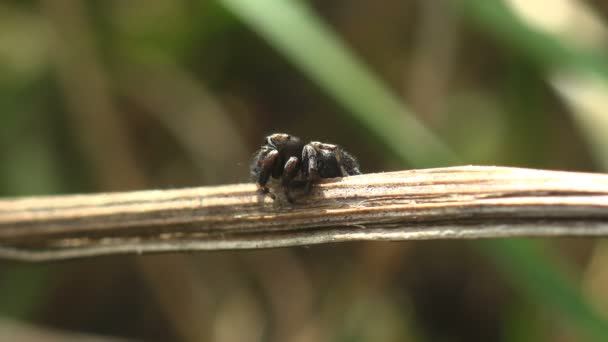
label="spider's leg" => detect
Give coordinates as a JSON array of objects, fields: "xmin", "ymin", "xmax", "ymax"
[
  {"xmin": 282, "ymin": 156, "xmax": 299, "ymax": 202},
  {"xmin": 302, "ymin": 144, "xmax": 320, "ymax": 194},
  {"xmin": 255, "ymin": 149, "xmax": 279, "ymax": 194}
]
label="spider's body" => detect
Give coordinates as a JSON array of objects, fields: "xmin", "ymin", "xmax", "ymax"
[{"xmin": 250, "ymin": 133, "xmax": 361, "ymax": 202}]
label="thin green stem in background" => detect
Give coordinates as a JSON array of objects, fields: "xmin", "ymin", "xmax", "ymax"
[
  {"xmin": 459, "ymin": 3, "xmax": 608, "ymax": 337},
  {"xmin": 478, "ymin": 240, "xmax": 608, "ymax": 341},
  {"xmin": 220, "ymin": 0, "xmax": 458, "ymax": 167},
  {"xmin": 460, "ymin": 0, "xmax": 608, "ymax": 79},
  {"xmin": 0, "ymin": 80, "xmax": 63, "ymax": 321},
  {"xmin": 0, "ymin": 265, "xmax": 53, "ymax": 320},
  {"xmin": 462, "ymin": 0, "xmax": 608, "ymax": 172}
]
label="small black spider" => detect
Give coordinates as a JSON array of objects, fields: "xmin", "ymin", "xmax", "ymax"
[{"xmin": 250, "ymin": 133, "xmax": 361, "ymax": 202}]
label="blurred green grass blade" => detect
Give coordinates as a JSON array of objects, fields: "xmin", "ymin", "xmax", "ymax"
[
  {"xmin": 219, "ymin": 0, "xmax": 457, "ymax": 167},
  {"xmin": 477, "ymin": 240, "xmax": 608, "ymax": 341},
  {"xmin": 459, "ymin": 0, "xmax": 608, "ymax": 79},
  {"xmin": 462, "ymin": 0, "xmax": 608, "ymax": 172},
  {"xmin": 0, "ymin": 265, "xmax": 53, "ymax": 320},
  {"xmin": 0, "ymin": 79, "xmax": 63, "ymax": 320},
  {"xmin": 459, "ymin": 4, "xmax": 608, "ymax": 336}
]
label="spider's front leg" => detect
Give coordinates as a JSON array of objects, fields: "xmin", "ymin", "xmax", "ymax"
[
  {"xmin": 254, "ymin": 149, "xmax": 279, "ymax": 195},
  {"xmin": 282, "ymin": 156, "xmax": 300, "ymax": 202},
  {"xmin": 301, "ymin": 144, "xmax": 320, "ymax": 194}
]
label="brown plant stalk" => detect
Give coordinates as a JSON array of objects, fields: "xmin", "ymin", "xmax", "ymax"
[{"xmin": 1, "ymin": 166, "xmax": 608, "ymax": 261}]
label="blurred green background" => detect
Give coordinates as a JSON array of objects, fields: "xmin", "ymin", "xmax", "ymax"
[{"xmin": 2, "ymin": 0, "xmax": 608, "ymax": 341}]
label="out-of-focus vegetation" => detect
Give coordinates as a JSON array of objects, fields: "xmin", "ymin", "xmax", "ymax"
[{"xmin": 1, "ymin": 0, "xmax": 608, "ymax": 341}]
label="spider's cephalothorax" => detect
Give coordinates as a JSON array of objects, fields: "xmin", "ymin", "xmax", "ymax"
[{"xmin": 250, "ymin": 133, "xmax": 361, "ymax": 202}]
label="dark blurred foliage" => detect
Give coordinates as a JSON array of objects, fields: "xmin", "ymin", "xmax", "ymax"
[{"xmin": 1, "ymin": 0, "xmax": 608, "ymax": 341}]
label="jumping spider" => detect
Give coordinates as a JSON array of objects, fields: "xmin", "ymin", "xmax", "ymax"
[{"xmin": 250, "ymin": 133, "xmax": 361, "ymax": 202}]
